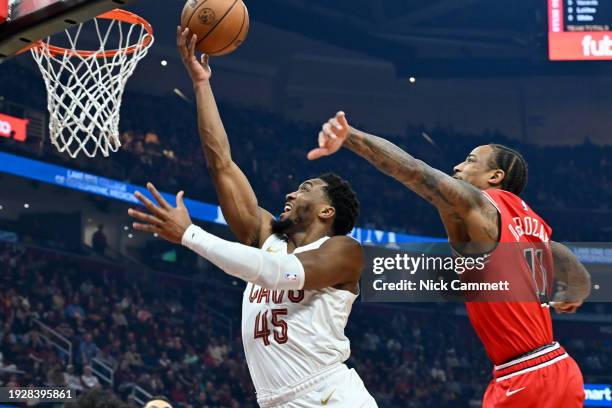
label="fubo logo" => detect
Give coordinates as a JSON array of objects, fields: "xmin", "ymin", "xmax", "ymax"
[{"xmin": 582, "ymin": 35, "xmax": 612, "ymax": 57}]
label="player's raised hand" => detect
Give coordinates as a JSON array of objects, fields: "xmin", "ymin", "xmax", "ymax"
[
  {"xmin": 128, "ymin": 183, "xmax": 193, "ymax": 244},
  {"xmin": 307, "ymin": 111, "xmax": 351, "ymax": 160},
  {"xmin": 177, "ymin": 26, "xmax": 212, "ymax": 83}
]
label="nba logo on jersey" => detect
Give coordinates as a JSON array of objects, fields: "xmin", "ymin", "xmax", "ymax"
[
  {"xmin": 284, "ymin": 272, "xmax": 298, "ymax": 281},
  {"xmin": 521, "ymin": 200, "xmax": 529, "ymax": 212}
]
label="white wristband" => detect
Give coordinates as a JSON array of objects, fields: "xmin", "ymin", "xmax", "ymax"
[{"xmin": 181, "ymin": 225, "xmax": 305, "ymax": 290}]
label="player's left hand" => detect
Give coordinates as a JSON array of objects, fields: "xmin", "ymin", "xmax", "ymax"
[
  {"xmin": 177, "ymin": 26, "xmax": 212, "ymax": 84},
  {"xmin": 128, "ymin": 183, "xmax": 193, "ymax": 244},
  {"xmin": 549, "ymin": 297, "xmax": 583, "ymax": 314},
  {"xmin": 307, "ymin": 111, "xmax": 350, "ymax": 160}
]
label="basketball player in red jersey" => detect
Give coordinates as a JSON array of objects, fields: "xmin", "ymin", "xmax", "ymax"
[{"xmin": 309, "ymin": 112, "xmax": 592, "ymax": 407}]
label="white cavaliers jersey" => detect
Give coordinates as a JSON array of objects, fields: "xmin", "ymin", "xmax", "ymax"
[{"xmin": 241, "ymin": 233, "xmax": 358, "ymax": 401}]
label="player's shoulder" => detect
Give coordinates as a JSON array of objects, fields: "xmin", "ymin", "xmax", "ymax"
[
  {"xmin": 484, "ymin": 189, "xmax": 547, "ymax": 220},
  {"xmin": 318, "ymin": 236, "xmax": 364, "ymax": 277},
  {"xmin": 320, "ymin": 235, "xmax": 363, "ymax": 255},
  {"xmin": 324, "ymin": 234, "xmax": 361, "ymax": 246},
  {"xmin": 493, "ymin": 190, "xmax": 534, "ymax": 211},
  {"xmin": 482, "ymin": 188, "xmax": 522, "ymax": 208},
  {"xmin": 483, "ymin": 188, "xmax": 513, "ymax": 199}
]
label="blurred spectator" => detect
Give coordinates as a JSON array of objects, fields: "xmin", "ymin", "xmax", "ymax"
[
  {"xmin": 65, "ymin": 364, "xmax": 84, "ymax": 393},
  {"xmin": 79, "ymin": 334, "xmax": 100, "ymax": 365},
  {"xmin": 66, "ymin": 295, "xmax": 85, "ymax": 320},
  {"xmin": 66, "ymin": 388, "xmax": 130, "ymax": 408},
  {"xmin": 81, "ymin": 365, "xmax": 100, "ymax": 390},
  {"xmin": 145, "ymin": 132, "xmax": 161, "ymax": 146},
  {"xmin": 112, "ymin": 305, "xmax": 129, "ymax": 327},
  {"xmin": 47, "ymin": 362, "xmax": 67, "ymax": 386},
  {"xmin": 120, "ymin": 344, "xmax": 144, "ymax": 371},
  {"xmin": 207, "ymin": 338, "xmax": 228, "ymax": 367},
  {"xmin": 80, "ymin": 278, "xmax": 94, "ymax": 297},
  {"xmin": 92, "ymin": 225, "xmax": 108, "ymax": 255},
  {"xmin": 158, "ymin": 351, "xmax": 171, "ymax": 368}
]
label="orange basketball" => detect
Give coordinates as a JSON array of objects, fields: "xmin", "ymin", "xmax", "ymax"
[{"xmin": 181, "ymin": 0, "xmax": 249, "ymax": 56}]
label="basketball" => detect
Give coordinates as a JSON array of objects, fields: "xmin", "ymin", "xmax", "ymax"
[{"xmin": 181, "ymin": 0, "xmax": 249, "ymax": 56}]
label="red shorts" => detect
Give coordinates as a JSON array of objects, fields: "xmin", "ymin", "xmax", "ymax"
[{"xmin": 483, "ymin": 342, "xmax": 584, "ymax": 408}]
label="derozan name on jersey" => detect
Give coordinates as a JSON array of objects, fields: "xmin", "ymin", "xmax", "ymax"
[{"xmin": 508, "ymin": 216, "xmax": 550, "ymax": 242}]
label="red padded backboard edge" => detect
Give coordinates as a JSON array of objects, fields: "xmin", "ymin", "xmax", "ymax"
[{"xmin": 0, "ymin": 0, "xmax": 8, "ymax": 24}]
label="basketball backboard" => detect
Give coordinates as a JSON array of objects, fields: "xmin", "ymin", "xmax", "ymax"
[{"xmin": 0, "ymin": 0, "xmax": 135, "ymax": 61}]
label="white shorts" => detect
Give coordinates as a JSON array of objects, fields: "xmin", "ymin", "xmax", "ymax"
[{"xmin": 258, "ymin": 364, "xmax": 378, "ymax": 408}]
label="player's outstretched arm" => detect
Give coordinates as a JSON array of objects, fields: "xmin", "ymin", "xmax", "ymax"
[
  {"xmin": 550, "ymin": 241, "xmax": 591, "ymax": 313},
  {"xmin": 181, "ymin": 229, "xmax": 363, "ymax": 291},
  {"xmin": 177, "ymin": 27, "xmax": 273, "ymax": 247},
  {"xmin": 129, "ymin": 187, "xmax": 362, "ymax": 291},
  {"xmin": 309, "ymin": 112, "xmax": 498, "ymax": 244}
]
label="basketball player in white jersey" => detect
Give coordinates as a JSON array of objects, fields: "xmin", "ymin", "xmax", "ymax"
[{"xmin": 126, "ymin": 27, "xmax": 377, "ymax": 408}]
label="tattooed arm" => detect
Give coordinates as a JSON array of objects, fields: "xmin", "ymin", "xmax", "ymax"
[
  {"xmin": 344, "ymin": 129, "xmax": 477, "ymax": 211},
  {"xmin": 550, "ymin": 241, "xmax": 591, "ymax": 313},
  {"xmin": 308, "ymin": 112, "xmax": 499, "ymax": 246}
]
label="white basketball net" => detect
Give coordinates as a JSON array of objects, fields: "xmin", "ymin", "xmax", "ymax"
[{"xmin": 30, "ymin": 15, "xmax": 154, "ymax": 158}]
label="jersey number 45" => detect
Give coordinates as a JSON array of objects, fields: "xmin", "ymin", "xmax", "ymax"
[{"xmin": 254, "ymin": 309, "xmax": 288, "ymax": 346}]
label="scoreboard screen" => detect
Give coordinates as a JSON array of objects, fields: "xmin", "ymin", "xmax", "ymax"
[{"xmin": 548, "ymin": 0, "xmax": 612, "ymax": 60}]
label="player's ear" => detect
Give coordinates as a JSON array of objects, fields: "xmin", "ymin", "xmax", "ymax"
[
  {"xmin": 488, "ymin": 169, "xmax": 505, "ymax": 188},
  {"xmin": 318, "ymin": 205, "xmax": 335, "ymax": 221}
]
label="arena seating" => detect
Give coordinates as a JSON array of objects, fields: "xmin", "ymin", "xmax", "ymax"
[
  {"xmin": 1, "ymin": 242, "xmax": 611, "ymax": 407},
  {"xmin": 1, "ymin": 62, "xmax": 611, "ymax": 242}
]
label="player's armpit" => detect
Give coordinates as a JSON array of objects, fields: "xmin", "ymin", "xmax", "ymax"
[
  {"xmin": 295, "ymin": 236, "xmax": 363, "ymax": 290},
  {"xmin": 208, "ymin": 162, "xmax": 274, "ymax": 247},
  {"xmin": 551, "ymin": 241, "xmax": 591, "ymax": 303},
  {"xmin": 420, "ymin": 167, "xmax": 501, "ymax": 244}
]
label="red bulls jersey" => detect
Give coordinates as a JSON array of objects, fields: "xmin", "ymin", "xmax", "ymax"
[{"xmin": 465, "ymin": 189, "xmax": 554, "ymax": 365}]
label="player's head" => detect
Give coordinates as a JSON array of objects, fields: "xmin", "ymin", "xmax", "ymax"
[
  {"xmin": 272, "ymin": 173, "xmax": 359, "ymax": 236},
  {"xmin": 453, "ymin": 144, "xmax": 528, "ymax": 195},
  {"xmin": 143, "ymin": 396, "xmax": 173, "ymax": 408}
]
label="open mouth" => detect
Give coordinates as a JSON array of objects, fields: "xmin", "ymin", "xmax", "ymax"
[{"xmin": 282, "ymin": 202, "xmax": 293, "ymax": 214}]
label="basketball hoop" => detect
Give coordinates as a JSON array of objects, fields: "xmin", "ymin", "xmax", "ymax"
[{"xmin": 29, "ymin": 9, "xmax": 154, "ymax": 158}]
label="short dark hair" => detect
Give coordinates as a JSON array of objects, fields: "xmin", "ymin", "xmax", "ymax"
[
  {"xmin": 318, "ymin": 173, "xmax": 359, "ymax": 236},
  {"xmin": 66, "ymin": 388, "xmax": 129, "ymax": 408},
  {"xmin": 488, "ymin": 144, "xmax": 528, "ymax": 195}
]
